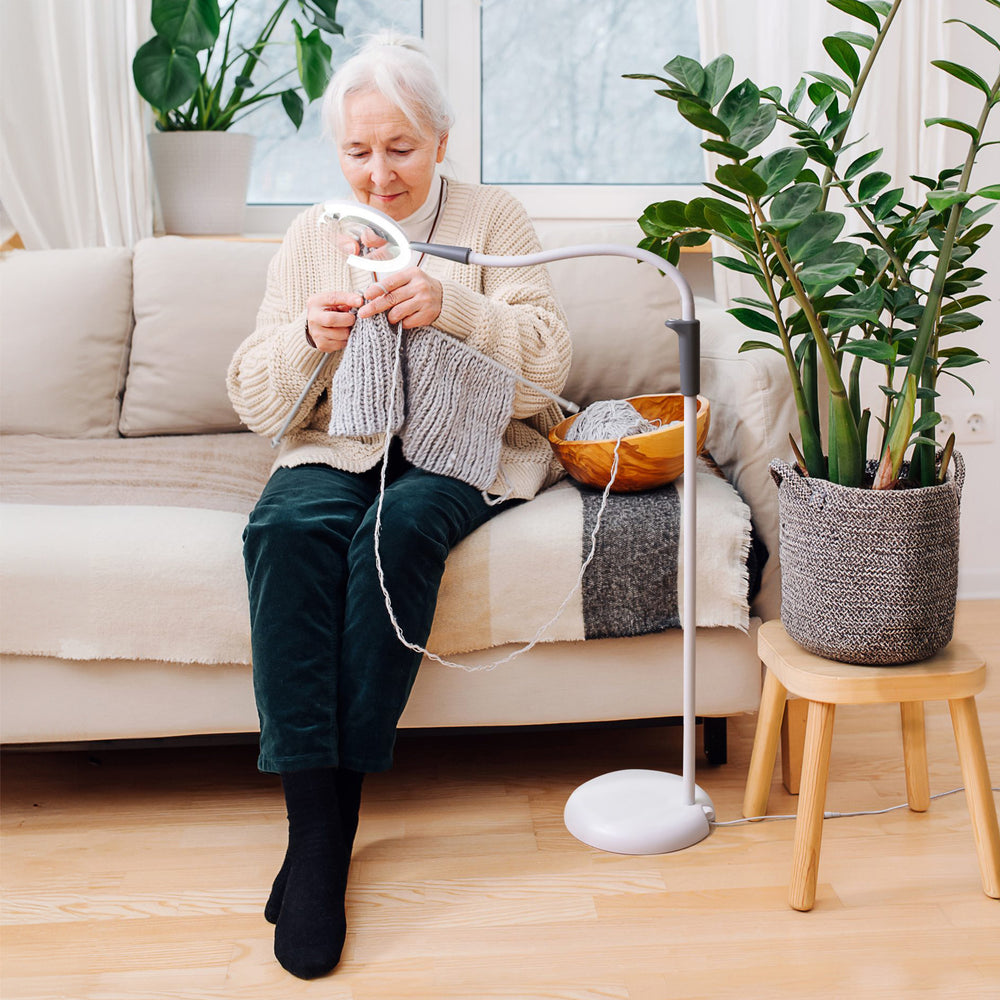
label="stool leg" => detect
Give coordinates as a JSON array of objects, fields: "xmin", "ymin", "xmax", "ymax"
[
  {"xmin": 743, "ymin": 668, "xmax": 787, "ymax": 820},
  {"xmin": 948, "ymin": 696, "xmax": 1000, "ymax": 899},
  {"xmin": 781, "ymin": 697, "xmax": 808, "ymax": 795},
  {"xmin": 900, "ymin": 702, "xmax": 930, "ymax": 813},
  {"xmin": 789, "ymin": 700, "xmax": 836, "ymax": 912}
]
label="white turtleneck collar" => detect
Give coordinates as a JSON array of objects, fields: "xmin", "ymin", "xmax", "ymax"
[{"xmin": 396, "ymin": 171, "xmax": 447, "ymax": 244}]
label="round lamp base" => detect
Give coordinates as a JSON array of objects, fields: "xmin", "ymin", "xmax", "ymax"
[{"xmin": 564, "ymin": 769, "xmax": 715, "ymax": 855}]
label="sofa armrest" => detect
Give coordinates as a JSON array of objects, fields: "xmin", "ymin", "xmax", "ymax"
[{"xmin": 697, "ymin": 299, "xmax": 799, "ymax": 621}]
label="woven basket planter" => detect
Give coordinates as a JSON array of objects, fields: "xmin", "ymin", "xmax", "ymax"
[{"xmin": 770, "ymin": 452, "xmax": 964, "ymax": 665}]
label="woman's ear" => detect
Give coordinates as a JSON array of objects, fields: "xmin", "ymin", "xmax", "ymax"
[{"xmin": 436, "ymin": 132, "xmax": 449, "ymax": 163}]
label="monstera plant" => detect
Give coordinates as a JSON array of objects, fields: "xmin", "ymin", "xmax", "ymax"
[
  {"xmin": 133, "ymin": 0, "xmax": 343, "ymax": 131},
  {"xmin": 629, "ymin": 0, "xmax": 998, "ymax": 491}
]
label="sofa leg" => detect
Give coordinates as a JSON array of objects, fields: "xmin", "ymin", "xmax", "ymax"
[{"xmin": 703, "ymin": 716, "xmax": 728, "ymax": 766}]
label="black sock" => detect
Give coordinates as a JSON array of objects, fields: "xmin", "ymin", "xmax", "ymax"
[
  {"xmin": 264, "ymin": 768, "xmax": 365, "ymax": 925},
  {"xmin": 271, "ymin": 768, "xmax": 350, "ymax": 979}
]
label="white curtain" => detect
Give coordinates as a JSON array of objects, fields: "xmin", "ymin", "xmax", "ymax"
[
  {"xmin": 695, "ymin": 0, "xmax": 958, "ymax": 306},
  {"xmin": 0, "ymin": 0, "xmax": 153, "ymax": 248}
]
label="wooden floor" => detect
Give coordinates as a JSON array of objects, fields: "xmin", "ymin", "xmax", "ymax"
[{"xmin": 3, "ymin": 601, "xmax": 999, "ymax": 999}]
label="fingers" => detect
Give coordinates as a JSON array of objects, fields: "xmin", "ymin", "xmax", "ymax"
[
  {"xmin": 306, "ymin": 290, "xmax": 364, "ymax": 352},
  {"xmin": 357, "ymin": 269, "xmax": 443, "ymax": 329}
]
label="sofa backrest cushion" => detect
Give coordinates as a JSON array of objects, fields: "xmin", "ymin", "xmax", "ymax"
[
  {"xmin": 534, "ymin": 220, "xmax": 683, "ymax": 408},
  {"xmin": 0, "ymin": 247, "xmax": 133, "ymax": 437},
  {"xmin": 120, "ymin": 236, "xmax": 277, "ymax": 436}
]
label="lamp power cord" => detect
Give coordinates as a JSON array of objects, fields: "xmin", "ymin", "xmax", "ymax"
[{"xmin": 711, "ymin": 785, "xmax": 1000, "ymax": 826}]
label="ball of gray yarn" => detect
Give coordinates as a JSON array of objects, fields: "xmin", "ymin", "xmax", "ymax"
[{"xmin": 564, "ymin": 398, "xmax": 659, "ymax": 442}]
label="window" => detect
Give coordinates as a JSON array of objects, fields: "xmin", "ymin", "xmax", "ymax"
[
  {"xmin": 242, "ymin": 0, "xmax": 702, "ymax": 229},
  {"xmin": 480, "ymin": 0, "xmax": 701, "ymax": 186}
]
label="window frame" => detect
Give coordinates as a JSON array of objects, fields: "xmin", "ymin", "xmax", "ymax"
[{"xmin": 243, "ymin": 0, "xmax": 704, "ymax": 232}]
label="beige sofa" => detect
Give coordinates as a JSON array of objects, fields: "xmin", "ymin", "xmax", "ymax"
[{"xmin": 0, "ymin": 220, "xmax": 798, "ymax": 752}]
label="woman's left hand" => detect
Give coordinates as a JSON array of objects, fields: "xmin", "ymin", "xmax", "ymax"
[{"xmin": 357, "ymin": 267, "xmax": 443, "ymax": 329}]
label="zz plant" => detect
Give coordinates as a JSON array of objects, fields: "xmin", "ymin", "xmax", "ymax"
[
  {"xmin": 629, "ymin": 0, "xmax": 999, "ymax": 489},
  {"xmin": 133, "ymin": 0, "xmax": 344, "ymax": 132}
]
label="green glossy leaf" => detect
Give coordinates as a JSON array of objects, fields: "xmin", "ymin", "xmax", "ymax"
[
  {"xmin": 678, "ymin": 99, "xmax": 730, "ymax": 137},
  {"xmin": 132, "ymin": 35, "xmax": 201, "ymax": 111},
  {"xmin": 835, "ymin": 30, "xmax": 875, "ymax": 50},
  {"xmin": 703, "ymin": 182, "xmax": 748, "ymax": 204},
  {"xmin": 945, "ymin": 18, "xmax": 1000, "ymax": 51},
  {"xmin": 701, "ymin": 139, "xmax": 748, "ymax": 160},
  {"xmin": 664, "ymin": 54, "xmax": 705, "ymax": 94},
  {"xmin": 718, "ymin": 79, "xmax": 760, "ymax": 134},
  {"xmin": 924, "ymin": 116, "xmax": 981, "ymax": 141},
  {"xmin": 807, "ymin": 71, "xmax": 852, "ymax": 98},
  {"xmin": 844, "ymin": 147, "xmax": 883, "ymax": 180},
  {"xmin": 932, "ymin": 60, "xmax": 992, "ymax": 95},
  {"xmin": 787, "ymin": 211, "xmax": 846, "ymax": 262},
  {"xmin": 769, "ymin": 182, "xmax": 823, "ymax": 229},
  {"xmin": 820, "ymin": 109, "xmax": 854, "ymax": 142},
  {"xmin": 927, "ymin": 189, "xmax": 973, "ymax": 211},
  {"xmin": 913, "ymin": 412, "xmax": 942, "ymax": 434},
  {"xmin": 293, "ymin": 21, "xmax": 334, "ymax": 100},
  {"xmin": 281, "ymin": 88, "xmax": 304, "ymax": 129},
  {"xmin": 841, "ymin": 339, "xmax": 896, "ymax": 362},
  {"xmin": 714, "ymin": 255, "xmax": 764, "ymax": 276},
  {"xmin": 730, "ymin": 104, "xmax": 778, "ymax": 151},
  {"xmin": 653, "ymin": 200, "xmax": 691, "ymax": 228},
  {"xmin": 858, "ymin": 171, "xmax": 891, "ymax": 201},
  {"xmin": 623, "ymin": 73, "xmax": 675, "ymax": 86},
  {"xmin": 151, "ymin": 0, "xmax": 220, "ymax": 50},
  {"xmin": 827, "ymin": 0, "xmax": 881, "ymax": 30},
  {"xmin": 716, "ymin": 163, "xmax": 768, "ymax": 198},
  {"xmin": 755, "ymin": 147, "xmax": 808, "ymax": 195},
  {"xmin": 798, "ymin": 241, "xmax": 865, "ymax": 293},
  {"xmin": 788, "ymin": 77, "xmax": 807, "ymax": 114},
  {"xmin": 823, "ymin": 36, "xmax": 861, "ymax": 83},
  {"xmin": 303, "ymin": 0, "xmax": 344, "ymax": 33},
  {"xmin": 806, "ymin": 91, "xmax": 836, "ymax": 127},
  {"xmin": 728, "ymin": 307, "xmax": 780, "ymax": 333},
  {"xmin": 940, "ymin": 353, "xmax": 986, "ymax": 368},
  {"xmin": 739, "ymin": 340, "xmax": 784, "ymax": 354},
  {"xmin": 701, "ymin": 54, "xmax": 734, "ymax": 105},
  {"xmin": 872, "ymin": 187, "xmax": 904, "ymax": 220},
  {"xmin": 975, "ymin": 184, "xmax": 1000, "ymax": 200}
]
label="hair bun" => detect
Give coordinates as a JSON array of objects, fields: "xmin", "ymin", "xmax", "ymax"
[{"xmin": 360, "ymin": 30, "xmax": 427, "ymax": 56}]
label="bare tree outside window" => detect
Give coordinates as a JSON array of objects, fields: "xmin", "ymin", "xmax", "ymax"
[{"xmin": 481, "ymin": 0, "xmax": 701, "ymax": 184}]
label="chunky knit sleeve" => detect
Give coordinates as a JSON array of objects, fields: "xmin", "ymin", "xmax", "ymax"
[
  {"xmin": 432, "ymin": 185, "xmax": 572, "ymax": 421},
  {"xmin": 227, "ymin": 206, "xmax": 343, "ymax": 439}
]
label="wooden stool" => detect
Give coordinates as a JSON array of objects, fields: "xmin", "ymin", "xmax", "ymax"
[{"xmin": 743, "ymin": 619, "xmax": 1000, "ymax": 911}]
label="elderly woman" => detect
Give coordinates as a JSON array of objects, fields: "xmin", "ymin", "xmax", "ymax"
[{"xmin": 227, "ymin": 33, "xmax": 571, "ymax": 979}]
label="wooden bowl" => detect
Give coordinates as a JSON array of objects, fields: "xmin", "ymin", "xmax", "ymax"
[{"xmin": 548, "ymin": 394, "xmax": 710, "ymax": 492}]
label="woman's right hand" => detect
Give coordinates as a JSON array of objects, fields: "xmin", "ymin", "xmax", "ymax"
[{"xmin": 306, "ymin": 290, "xmax": 365, "ymax": 352}]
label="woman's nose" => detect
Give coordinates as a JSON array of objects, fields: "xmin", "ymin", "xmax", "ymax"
[{"xmin": 369, "ymin": 155, "xmax": 395, "ymax": 189}]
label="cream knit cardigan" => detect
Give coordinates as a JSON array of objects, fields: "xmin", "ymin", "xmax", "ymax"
[{"xmin": 227, "ymin": 181, "xmax": 573, "ymax": 500}]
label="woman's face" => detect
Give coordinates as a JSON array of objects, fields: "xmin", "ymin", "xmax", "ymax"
[{"xmin": 338, "ymin": 89, "xmax": 448, "ymax": 221}]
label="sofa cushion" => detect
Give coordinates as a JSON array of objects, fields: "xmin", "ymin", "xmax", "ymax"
[
  {"xmin": 119, "ymin": 236, "xmax": 277, "ymax": 436},
  {"xmin": 0, "ymin": 247, "xmax": 133, "ymax": 437},
  {"xmin": 534, "ymin": 220, "xmax": 683, "ymax": 407}
]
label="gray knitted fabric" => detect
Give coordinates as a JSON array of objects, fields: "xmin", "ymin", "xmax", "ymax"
[{"xmin": 327, "ymin": 313, "xmax": 516, "ymax": 491}]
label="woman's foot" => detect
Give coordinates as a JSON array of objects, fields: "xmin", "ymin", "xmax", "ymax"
[
  {"xmin": 264, "ymin": 768, "xmax": 365, "ymax": 925},
  {"xmin": 271, "ymin": 768, "xmax": 348, "ymax": 979}
]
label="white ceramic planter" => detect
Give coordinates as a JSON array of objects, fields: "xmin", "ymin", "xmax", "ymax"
[{"xmin": 147, "ymin": 131, "xmax": 255, "ymax": 235}]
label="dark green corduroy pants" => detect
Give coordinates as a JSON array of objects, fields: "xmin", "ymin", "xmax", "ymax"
[{"xmin": 243, "ymin": 445, "xmax": 512, "ymax": 774}]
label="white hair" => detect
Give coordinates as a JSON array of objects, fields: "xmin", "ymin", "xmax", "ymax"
[{"xmin": 321, "ymin": 31, "xmax": 454, "ymax": 140}]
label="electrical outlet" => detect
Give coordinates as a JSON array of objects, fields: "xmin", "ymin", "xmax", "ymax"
[{"xmin": 937, "ymin": 402, "xmax": 995, "ymax": 445}]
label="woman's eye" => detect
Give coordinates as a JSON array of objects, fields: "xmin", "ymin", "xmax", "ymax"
[{"xmin": 391, "ymin": 149, "xmax": 413, "ymax": 157}]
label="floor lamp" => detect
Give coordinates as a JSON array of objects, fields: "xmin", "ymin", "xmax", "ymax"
[{"xmin": 316, "ymin": 202, "xmax": 715, "ymax": 855}]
